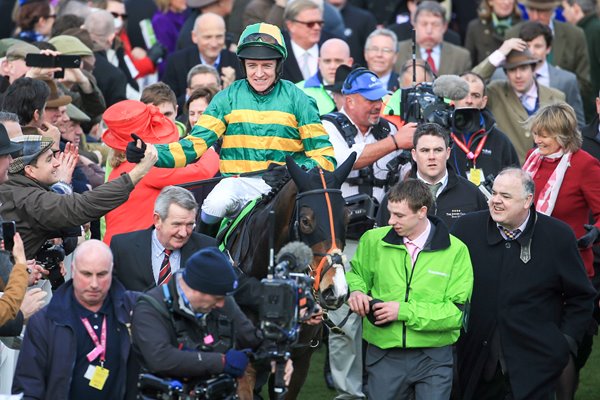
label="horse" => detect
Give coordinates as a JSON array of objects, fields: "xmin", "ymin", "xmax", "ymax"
[{"xmin": 220, "ymin": 153, "xmax": 356, "ymax": 399}]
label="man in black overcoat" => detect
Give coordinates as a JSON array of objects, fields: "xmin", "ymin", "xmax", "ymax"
[{"xmin": 451, "ymin": 168, "xmax": 595, "ymax": 400}]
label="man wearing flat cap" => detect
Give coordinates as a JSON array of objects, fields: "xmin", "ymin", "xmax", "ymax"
[
  {"xmin": 131, "ymin": 246, "xmax": 265, "ymax": 398},
  {"xmin": 505, "ymin": 0, "xmax": 593, "ymax": 121},
  {"xmin": 473, "ymin": 41, "xmax": 565, "ymax": 162},
  {"xmin": 0, "ymin": 135, "xmax": 157, "ymax": 259}
]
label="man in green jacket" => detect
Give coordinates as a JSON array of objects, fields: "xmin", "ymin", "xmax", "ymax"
[{"xmin": 347, "ymin": 178, "xmax": 473, "ymax": 400}]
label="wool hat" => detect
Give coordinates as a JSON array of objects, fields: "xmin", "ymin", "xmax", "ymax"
[
  {"xmin": 102, "ymin": 100, "xmax": 179, "ymax": 151},
  {"xmin": 521, "ymin": 0, "xmax": 560, "ymax": 10},
  {"xmin": 5, "ymin": 41, "xmax": 40, "ymax": 61},
  {"xmin": 182, "ymin": 247, "xmax": 238, "ymax": 296},
  {"xmin": 324, "ymin": 64, "xmax": 352, "ymax": 93},
  {"xmin": 341, "ymin": 68, "xmax": 388, "ymax": 101},
  {"xmin": 502, "ymin": 48, "xmax": 540, "ymax": 70},
  {"xmin": 8, "ymin": 135, "xmax": 54, "ymax": 174},
  {"xmin": 0, "ymin": 124, "xmax": 23, "ymax": 156},
  {"xmin": 49, "ymin": 35, "xmax": 93, "ymax": 57},
  {"xmin": 45, "ymin": 80, "xmax": 72, "ymax": 108}
]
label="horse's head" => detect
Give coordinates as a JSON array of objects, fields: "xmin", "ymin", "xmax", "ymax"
[{"xmin": 286, "ymin": 153, "xmax": 356, "ymax": 310}]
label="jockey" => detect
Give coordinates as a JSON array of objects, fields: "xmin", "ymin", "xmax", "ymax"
[{"xmin": 126, "ymin": 22, "xmax": 336, "ymax": 234}]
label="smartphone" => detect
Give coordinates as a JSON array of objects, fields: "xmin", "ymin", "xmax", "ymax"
[
  {"xmin": 25, "ymin": 53, "xmax": 55, "ymax": 68},
  {"xmin": 2, "ymin": 221, "xmax": 16, "ymax": 252}
]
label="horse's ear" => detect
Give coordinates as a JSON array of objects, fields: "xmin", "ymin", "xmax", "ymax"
[
  {"xmin": 285, "ymin": 155, "xmax": 308, "ymax": 191},
  {"xmin": 333, "ymin": 152, "xmax": 356, "ymax": 184}
]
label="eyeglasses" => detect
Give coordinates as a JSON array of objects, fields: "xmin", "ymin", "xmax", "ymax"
[
  {"xmin": 110, "ymin": 12, "xmax": 128, "ymax": 20},
  {"xmin": 292, "ymin": 19, "xmax": 324, "ymax": 29},
  {"xmin": 46, "ymin": 14, "xmax": 56, "ymax": 19},
  {"xmin": 366, "ymin": 47, "xmax": 396, "ymax": 55},
  {"xmin": 242, "ymin": 32, "xmax": 279, "ymax": 45}
]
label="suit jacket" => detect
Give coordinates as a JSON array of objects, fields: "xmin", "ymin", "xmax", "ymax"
[
  {"xmin": 548, "ymin": 64, "xmax": 585, "ymax": 127},
  {"xmin": 162, "ymin": 46, "xmax": 243, "ymax": 99},
  {"xmin": 110, "ymin": 227, "xmax": 216, "ymax": 292},
  {"xmin": 395, "ymin": 40, "xmax": 472, "ymax": 76},
  {"xmin": 582, "ymin": 116, "xmax": 600, "ymax": 160},
  {"xmin": 92, "ymin": 51, "xmax": 127, "ymax": 107},
  {"xmin": 340, "ymin": 3, "xmax": 377, "ymax": 67}
]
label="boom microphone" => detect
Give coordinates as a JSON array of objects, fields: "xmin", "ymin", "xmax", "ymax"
[
  {"xmin": 275, "ymin": 242, "xmax": 313, "ymax": 273},
  {"xmin": 432, "ymin": 75, "xmax": 469, "ymax": 100}
]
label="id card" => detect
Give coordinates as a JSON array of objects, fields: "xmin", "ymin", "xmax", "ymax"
[
  {"xmin": 467, "ymin": 168, "xmax": 484, "ymax": 186},
  {"xmin": 89, "ymin": 366, "xmax": 109, "ymax": 390}
]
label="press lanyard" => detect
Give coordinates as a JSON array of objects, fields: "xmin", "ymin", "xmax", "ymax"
[
  {"xmin": 451, "ymin": 130, "xmax": 488, "ymax": 166},
  {"xmin": 81, "ymin": 316, "xmax": 107, "ymax": 367}
]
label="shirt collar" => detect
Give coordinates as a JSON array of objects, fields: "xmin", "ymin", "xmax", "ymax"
[
  {"xmin": 404, "ymin": 218, "xmax": 431, "ymax": 250},
  {"xmin": 497, "ymin": 211, "xmax": 530, "ymax": 239},
  {"xmin": 416, "ymin": 170, "xmax": 449, "ymax": 188},
  {"xmin": 291, "ymin": 40, "xmax": 319, "ymax": 58},
  {"xmin": 151, "ymin": 229, "xmax": 173, "ymax": 259},
  {"xmin": 199, "ymin": 52, "xmax": 221, "ymax": 69}
]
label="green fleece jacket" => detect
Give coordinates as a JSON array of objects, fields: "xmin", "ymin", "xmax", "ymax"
[{"xmin": 347, "ymin": 217, "xmax": 473, "ymax": 349}]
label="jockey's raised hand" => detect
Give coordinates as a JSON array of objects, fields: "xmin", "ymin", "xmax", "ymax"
[{"xmin": 126, "ymin": 133, "xmax": 147, "ymax": 163}]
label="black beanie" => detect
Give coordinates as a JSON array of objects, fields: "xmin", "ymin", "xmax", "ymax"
[{"xmin": 182, "ymin": 247, "xmax": 238, "ymax": 296}]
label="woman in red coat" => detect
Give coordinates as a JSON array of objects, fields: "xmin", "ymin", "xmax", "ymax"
[
  {"xmin": 523, "ymin": 103, "xmax": 600, "ymax": 277},
  {"xmin": 522, "ymin": 102, "xmax": 600, "ymax": 400},
  {"xmin": 102, "ymin": 100, "xmax": 219, "ymax": 245}
]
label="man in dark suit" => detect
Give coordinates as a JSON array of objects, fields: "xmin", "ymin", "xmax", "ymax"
[
  {"xmin": 163, "ymin": 12, "xmax": 242, "ymax": 100},
  {"xmin": 395, "ymin": 1, "xmax": 471, "ymax": 77},
  {"xmin": 452, "ymin": 168, "xmax": 595, "ymax": 400},
  {"xmin": 110, "ymin": 186, "xmax": 216, "ymax": 292},
  {"xmin": 282, "ymin": 0, "xmax": 336, "ymax": 83}
]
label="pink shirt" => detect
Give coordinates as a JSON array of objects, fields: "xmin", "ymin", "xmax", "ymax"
[{"xmin": 403, "ymin": 220, "xmax": 432, "ymax": 265}]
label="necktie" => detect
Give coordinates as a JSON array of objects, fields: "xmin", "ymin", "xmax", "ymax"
[
  {"xmin": 158, "ymin": 249, "xmax": 173, "ymax": 285},
  {"xmin": 501, "ymin": 227, "xmax": 521, "ymax": 240},
  {"xmin": 405, "ymin": 240, "xmax": 419, "ymax": 265},
  {"xmin": 427, "ymin": 182, "xmax": 442, "ymax": 198},
  {"xmin": 520, "ymin": 95, "xmax": 532, "ymax": 113},
  {"xmin": 425, "ymin": 49, "xmax": 437, "ymax": 75},
  {"xmin": 301, "ymin": 52, "xmax": 311, "ymax": 79}
]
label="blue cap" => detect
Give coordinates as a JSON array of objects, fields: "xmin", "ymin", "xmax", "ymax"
[{"xmin": 341, "ymin": 69, "xmax": 387, "ymax": 101}]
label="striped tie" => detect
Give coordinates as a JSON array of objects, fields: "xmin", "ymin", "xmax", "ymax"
[{"xmin": 158, "ymin": 249, "xmax": 173, "ymax": 285}]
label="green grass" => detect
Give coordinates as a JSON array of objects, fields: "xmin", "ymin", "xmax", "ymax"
[{"xmin": 281, "ymin": 335, "xmax": 600, "ymax": 399}]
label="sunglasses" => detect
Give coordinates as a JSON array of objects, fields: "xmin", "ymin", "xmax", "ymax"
[
  {"xmin": 292, "ymin": 19, "xmax": 324, "ymax": 29},
  {"xmin": 110, "ymin": 12, "xmax": 128, "ymax": 20}
]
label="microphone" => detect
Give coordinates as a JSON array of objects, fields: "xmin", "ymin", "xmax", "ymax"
[
  {"xmin": 275, "ymin": 241, "xmax": 313, "ymax": 273},
  {"xmin": 432, "ymin": 75, "xmax": 469, "ymax": 100}
]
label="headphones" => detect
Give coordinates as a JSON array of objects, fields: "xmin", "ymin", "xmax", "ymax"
[{"xmin": 343, "ymin": 67, "xmax": 374, "ymax": 91}]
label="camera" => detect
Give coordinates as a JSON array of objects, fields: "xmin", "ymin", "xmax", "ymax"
[
  {"xmin": 137, "ymin": 373, "xmax": 236, "ymax": 400},
  {"xmin": 35, "ymin": 240, "xmax": 66, "ymax": 290}
]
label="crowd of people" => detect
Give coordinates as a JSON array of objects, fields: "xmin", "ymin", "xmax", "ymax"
[{"xmin": 0, "ymin": 0, "xmax": 600, "ymax": 399}]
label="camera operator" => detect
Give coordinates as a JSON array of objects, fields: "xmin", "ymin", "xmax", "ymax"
[
  {"xmin": 321, "ymin": 66, "xmax": 416, "ymax": 400},
  {"xmin": 131, "ymin": 247, "xmax": 291, "ymax": 400}
]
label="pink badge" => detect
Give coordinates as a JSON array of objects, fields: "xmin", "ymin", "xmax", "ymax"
[{"xmin": 203, "ymin": 335, "xmax": 214, "ymax": 345}]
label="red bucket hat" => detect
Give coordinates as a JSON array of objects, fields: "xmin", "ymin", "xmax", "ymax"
[{"xmin": 102, "ymin": 100, "xmax": 179, "ymax": 151}]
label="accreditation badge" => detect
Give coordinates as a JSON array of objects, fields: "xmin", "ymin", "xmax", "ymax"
[
  {"xmin": 467, "ymin": 168, "xmax": 484, "ymax": 186},
  {"xmin": 88, "ymin": 365, "xmax": 110, "ymax": 390}
]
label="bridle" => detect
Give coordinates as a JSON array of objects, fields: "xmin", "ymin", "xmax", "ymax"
[{"xmin": 291, "ymin": 169, "xmax": 346, "ymax": 291}]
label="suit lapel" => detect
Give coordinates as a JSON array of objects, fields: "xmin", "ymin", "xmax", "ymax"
[
  {"xmin": 138, "ymin": 228, "xmax": 156, "ymax": 288},
  {"xmin": 502, "ymin": 82, "xmax": 527, "ymax": 121}
]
